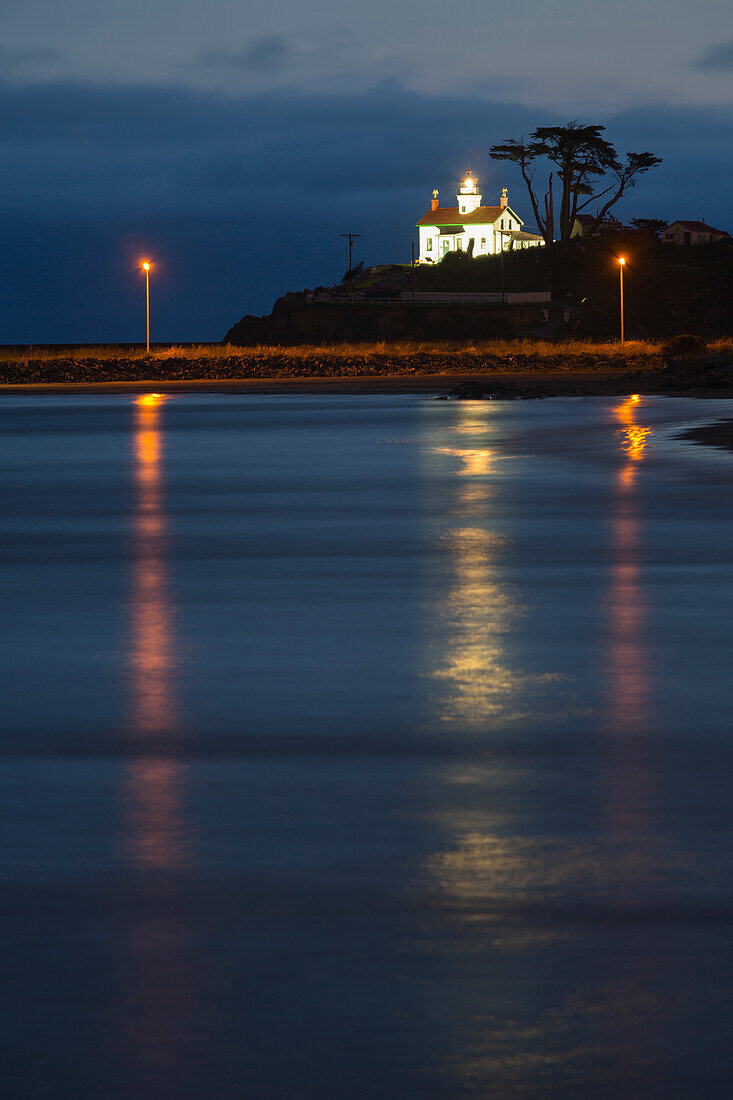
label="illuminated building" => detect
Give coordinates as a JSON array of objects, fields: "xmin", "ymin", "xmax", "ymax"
[{"xmin": 416, "ymin": 171, "xmax": 544, "ymax": 262}]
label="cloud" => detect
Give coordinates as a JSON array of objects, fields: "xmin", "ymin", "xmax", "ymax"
[
  {"xmin": 607, "ymin": 102, "xmax": 733, "ymax": 150},
  {"xmin": 692, "ymin": 40, "xmax": 733, "ymax": 72},
  {"xmin": 0, "ymin": 78, "xmax": 544, "ymax": 159},
  {"xmin": 0, "ymin": 46, "xmax": 65, "ymax": 71},
  {"xmin": 200, "ymin": 36, "xmax": 291, "ymax": 74},
  {"xmin": 192, "ymin": 30, "xmax": 418, "ymax": 96}
]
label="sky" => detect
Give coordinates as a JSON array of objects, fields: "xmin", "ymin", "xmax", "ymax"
[{"xmin": 1, "ymin": 0, "xmax": 732, "ymax": 342}]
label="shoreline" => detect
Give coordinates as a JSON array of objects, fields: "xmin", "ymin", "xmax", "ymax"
[
  {"xmin": 678, "ymin": 418, "xmax": 733, "ymax": 454},
  {"xmin": 0, "ymin": 369, "xmax": 631, "ymax": 397},
  {"xmin": 2, "ymin": 367, "xmax": 733, "ymax": 399},
  {"xmin": 1, "ymin": 340, "xmax": 732, "ymax": 397}
]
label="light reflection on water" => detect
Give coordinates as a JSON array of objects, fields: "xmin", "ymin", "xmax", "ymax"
[
  {"xmin": 424, "ymin": 397, "xmax": 687, "ymax": 1094},
  {"xmin": 430, "ymin": 404, "xmax": 556, "ymax": 725},
  {"xmin": 616, "ymin": 393, "xmax": 652, "ymax": 472},
  {"xmin": 126, "ymin": 393, "xmax": 186, "ymax": 867},
  {"xmin": 119, "ymin": 395, "xmax": 195, "ymax": 1091},
  {"xmin": 129, "ymin": 393, "xmax": 175, "ymax": 735},
  {"xmin": 3, "ymin": 394, "xmax": 733, "ymax": 1098},
  {"xmin": 606, "ymin": 395, "xmax": 652, "ymax": 827}
]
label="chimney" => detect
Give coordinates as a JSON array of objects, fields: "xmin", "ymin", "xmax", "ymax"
[
  {"xmin": 500, "ymin": 187, "xmax": 508, "ymax": 210},
  {"xmin": 431, "ymin": 188, "xmax": 439, "ymax": 211}
]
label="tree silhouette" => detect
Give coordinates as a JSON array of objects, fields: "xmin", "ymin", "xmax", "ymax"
[
  {"xmin": 630, "ymin": 218, "xmax": 669, "ymax": 236},
  {"xmin": 490, "ymin": 122, "xmax": 661, "ymax": 244}
]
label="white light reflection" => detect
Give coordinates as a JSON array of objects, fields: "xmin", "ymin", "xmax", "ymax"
[
  {"xmin": 430, "ymin": 404, "xmax": 554, "ymax": 725},
  {"xmin": 421, "ymin": 400, "xmax": 676, "ymax": 1093}
]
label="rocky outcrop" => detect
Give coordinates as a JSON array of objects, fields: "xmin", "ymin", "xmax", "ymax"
[{"xmin": 223, "ymin": 292, "xmax": 550, "ymax": 346}]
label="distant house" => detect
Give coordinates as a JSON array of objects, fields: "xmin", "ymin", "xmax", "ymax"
[
  {"xmin": 663, "ymin": 220, "xmax": 730, "ymax": 246},
  {"xmin": 570, "ymin": 214, "xmax": 598, "ymax": 237},
  {"xmin": 416, "ymin": 172, "xmax": 544, "ymax": 263},
  {"xmin": 571, "ymin": 213, "xmax": 628, "ymax": 237}
]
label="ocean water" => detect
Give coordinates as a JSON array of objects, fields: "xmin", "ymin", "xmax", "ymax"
[{"xmin": 1, "ymin": 392, "xmax": 733, "ymax": 1099}]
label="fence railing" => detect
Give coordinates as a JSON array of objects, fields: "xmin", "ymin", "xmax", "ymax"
[{"xmin": 305, "ymin": 291, "xmax": 551, "ymax": 307}]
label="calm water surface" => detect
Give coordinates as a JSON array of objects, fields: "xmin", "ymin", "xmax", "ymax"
[{"xmin": 2, "ymin": 393, "xmax": 733, "ymax": 1098}]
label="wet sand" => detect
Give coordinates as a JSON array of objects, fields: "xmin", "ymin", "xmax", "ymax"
[
  {"xmin": 2, "ymin": 367, "xmax": 733, "ymax": 399},
  {"xmin": 0, "ymin": 369, "xmax": 630, "ymax": 396},
  {"xmin": 678, "ymin": 417, "xmax": 733, "ymax": 453}
]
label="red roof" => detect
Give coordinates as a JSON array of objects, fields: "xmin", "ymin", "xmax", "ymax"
[
  {"xmin": 669, "ymin": 220, "xmax": 730, "ymax": 236},
  {"xmin": 416, "ymin": 205, "xmax": 514, "ymax": 227}
]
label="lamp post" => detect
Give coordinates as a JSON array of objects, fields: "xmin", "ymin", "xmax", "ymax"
[
  {"xmin": 618, "ymin": 257, "xmax": 626, "ymax": 345},
  {"xmin": 142, "ymin": 261, "xmax": 151, "ymax": 353}
]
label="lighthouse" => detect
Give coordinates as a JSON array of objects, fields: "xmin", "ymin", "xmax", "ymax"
[
  {"xmin": 415, "ymin": 167, "xmax": 545, "ymax": 263},
  {"xmin": 457, "ymin": 171, "xmax": 482, "ymax": 216}
]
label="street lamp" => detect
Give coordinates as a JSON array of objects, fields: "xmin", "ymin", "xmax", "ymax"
[
  {"xmin": 618, "ymin": 257, "xmax": 626, "ymax": 344},
  {"xmin": 142, "ymin": 261, "xmax": 151, "ymax": 353}
]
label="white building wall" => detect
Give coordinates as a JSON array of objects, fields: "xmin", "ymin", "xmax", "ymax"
[
  {"xmin": 419, "ymin": 225, "xmax": 438, "ymax": 263},
  {"xmin": 418, "ymin": 207, "xmax": 538, "ymax": 263},
  {"xmin": 456, "ymin": 187, "xmax": 482, "ymax": 216}
]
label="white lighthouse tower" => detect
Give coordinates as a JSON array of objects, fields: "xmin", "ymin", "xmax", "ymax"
[{"xmin": 457, "ymin": 170, "xmax": 482, "ymax": 215}]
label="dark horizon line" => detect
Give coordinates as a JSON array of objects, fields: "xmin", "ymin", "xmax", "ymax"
[{"xmin": 0, "ymin": 340, "xmax": 222, "ymax": 351}]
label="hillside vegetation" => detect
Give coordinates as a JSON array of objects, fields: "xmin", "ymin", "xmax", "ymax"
[
  {"xmin": 225, "ymin": 235, "xmax": 731, "ymax": 346},
  {"xmin": 410, "ymin": 234, "xmax": 732, "ymax": 339}
]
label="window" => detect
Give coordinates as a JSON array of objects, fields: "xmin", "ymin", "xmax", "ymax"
[
  {"xmin": 500, "ymin": 218, "xmax": 505, "ymax": 230},
  {"xmin": 426, "ymin": 238, "xmax": 433, "ymax": 251},
  {"xmin": 481, "ymin": 238, "xmax": 486, "ymax": 247},
  {"xmin": 460, "ymin": 205, "xmax": 466, "ymax": 213},
  {"xmin": 456, "ymin": 238, "xmax": 463, "ymax": 250},
  {"xmin": 665, "ymin": 233, "xmax": 673, "ymax": 240}
]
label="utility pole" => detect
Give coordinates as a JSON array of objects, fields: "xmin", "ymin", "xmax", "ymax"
[{"xmin": 340, "ymin": 233, "xmax": 361, "ymax": 274}]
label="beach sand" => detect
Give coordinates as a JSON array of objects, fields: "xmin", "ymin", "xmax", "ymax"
[
  {"xmin": 678, "ymin": 418, "xmax": 733, "ymax": 453},
  {"xmin": 0, "ymin": 369, "xmax": 633, "ymax": 397},
  {"xmin": 2, "ymin": 366, "xmax": 733, "ymax": 400}
]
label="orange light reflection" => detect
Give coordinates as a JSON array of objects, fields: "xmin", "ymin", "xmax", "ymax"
[
  {"xmin": 126, "ymin": 394, "xmax": 185, "ymax": 870},
  {"xmin": 116, "ymin": 394, "xmax": 194, "ymax": 1093},
  {"xmin": 605, "ymin": 395, "xmax": 653, "ymax": 832},
  {"xmin": 136, "ymin": 392, "xmax": 164, "ymax": 407},
  {"xmin": 616, "ymin": 393, "xmax": 652, "ymax": 475}
]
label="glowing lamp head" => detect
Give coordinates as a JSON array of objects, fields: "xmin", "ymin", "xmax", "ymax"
[
  {"xmin": 618, "ymin": 257, "xmax": 626, "ymax": 266},
  {"xmin": 142, "ymin": 261, "xmax": 151, "ymax": 271}
]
